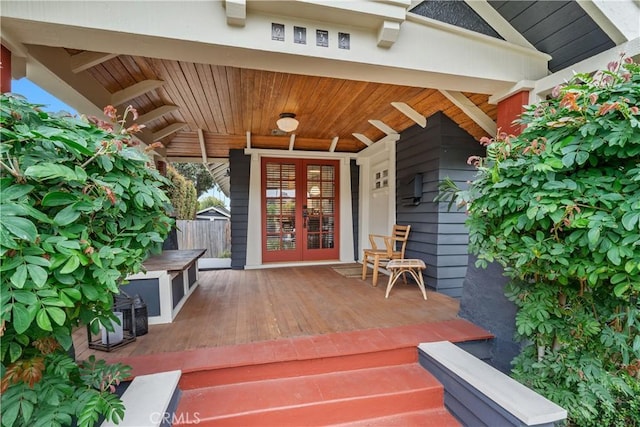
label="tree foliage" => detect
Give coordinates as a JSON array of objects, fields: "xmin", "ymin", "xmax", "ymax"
[
  {"xmin": 198, "ymin": 195, "xmax": 226, "ymax": 210},
  {"xmin": 171, "ymin": 162, "xmax": 214, "ymax": 197},
  {"xmin": 166, "ymin": 165, "xmax": 198, "ymax": 219},
  {"xmin": 439, "ymin": 55, "xmax": 640, "ymax": 425},
  {"xmin": 0, "ymin": 95, "xmax": 173, "ymax": 426}
]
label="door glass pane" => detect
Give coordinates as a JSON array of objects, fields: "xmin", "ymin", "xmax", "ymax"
[
  {"xmin": 265, "ymin": 162, "xmax": 296, "ymax": 252},
  {"xmin": 307, "ymin": 163, "xmax": 336, "ymax": 250}
]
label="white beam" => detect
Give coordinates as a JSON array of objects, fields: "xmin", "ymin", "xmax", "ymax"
[
  {"xmin": 70, "ymin": 51, "xmax": 118, "ymax": 73},
  {"xmin": 577, "ymin": 0, "xmax": 639, "ymax": 44},
  {"xmin": 352, "ymin": 133, "xmax": 373, "ymax": 146},
  {"xmin": 0, "ymin": 2, "xmax": 551, "ymax": 94},
  {"xmin": 111, "ymin": 79, "xmax": 164, "ymax": 106},
  {"xmin": 463, "ymin": 0, "xmax": 536, "ymax": 49},
  {"xmin": 440, "ymin": 90, "xmax": 496, "ymax": 136},
  {"xmin": 391, "ymin": 102, "xmax": 426, "ymax": 127},
  {"xmin": 288, "ymin": 134, "xmax": 296, "ymax": 151},
  {"xmin": 246, "ymin": 131, "xmax": 251, "ymax": 149},
  {"xmin": 137, "ymin": 105, "xmax": 179, "ymax": 125},
  {"xmin": 368, "ymin": 119, "xmax": 398, "ymax": 135},
  {"xmin": 533, "ymin": 36, "xmax": 640, "ymax": 98},
  {"xmin": 23, "ymin": 45, "xmax": 109, "ymax": 116},
  {"xmin": 489, "ymin": 80, "xmax": 536, "ymax": 105},
  {"xmin": 152, "ymin": 122, "xmax": 187, "ymax": 141},
  {"xmin": 225, "ymin": 0, "xmax": 246, "ymax": 27},
  {"xmin": 329, "ymin": 136, "xmax": 339, "ymax": 152}
]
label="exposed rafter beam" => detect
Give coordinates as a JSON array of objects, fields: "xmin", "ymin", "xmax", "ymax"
[
  {"xmin": 70, "ymin": 51, "xmax": 118, "ymax": 73},
  {"xmin": 463, "ymin": 0, "xmax": 536, "ymax": 49},
  {"xmin": 197, "ymin": 128, "xmax": 208, "ymax": 164},
  {"xmin": 439, "ymin": 90, "xmax": 496, "ymax": 136},
  {"xmin": 152, "ymin": 122, "xmax": 187, "ymax": 141},
  {"xmin": 137, "ymin": 105, "xmax": 179, "ymax": 125},
  {"xmin": 391, "ymin": 102, "xmax": 426, "ymax": 128},
  {"xmin": 577, "ymin": 0, "xmax": 636, "ymax": 44},
  {"xmin": 23, "ymin": 45, "xmax": 109, "ymax": 116},
  {"xmin": 288, "ymin": 134, "xmax": 296, "ymax": 151},
  {"xmin": 111, "ymin": 79, "xmax": 164, "ymax": 106},
  {"xmin": 368, "ymin": 119, "xmax": 398, "ymax": 135},
  {"xmin": 225, "ymin": 0, "xmax": 246, "ymax": 27},
  {"xmin": 329, "ymin": 136, "xmax": 339, "ymax": 152},
  {"xmin": 352, "ymin": 133, "xmax": 373, "ymax": 146}
]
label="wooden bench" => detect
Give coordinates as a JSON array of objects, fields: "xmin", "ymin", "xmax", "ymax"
[
  {"xmin": 124, "ymin": 249, "xmax": 206, "ymax": 324},
  {"xmin": 385, "ymin": 259, "xmax": 427, "ymax": 299}
]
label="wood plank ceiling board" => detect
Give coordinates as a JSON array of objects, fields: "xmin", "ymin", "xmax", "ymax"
[{"xmin": 73, "ymin": 50, "xmax": 495, "ymax": 158}]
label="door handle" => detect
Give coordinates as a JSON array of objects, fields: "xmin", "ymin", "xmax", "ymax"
[{"xmin": 303, "ymin": 206, "xmax": 308, "ymax": 229}]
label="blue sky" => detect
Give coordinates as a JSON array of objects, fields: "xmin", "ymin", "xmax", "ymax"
[{"xmin": 11, "ymin": 78, "xmax": 77, "ymax": 114}]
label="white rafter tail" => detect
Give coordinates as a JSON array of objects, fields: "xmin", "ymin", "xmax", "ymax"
[
  {"xmin": 352, "ymin": 133, "xmax": 373, "ymax": 146},
  {"xmin": 138, "ymin": 105, "xmax": 180, "ymax": 125},
  {"xmin": 225, "ymin": 0, "xmax": 246, "ymax": 27},
  {"xmin": 368, "ymin": 119, "xmax": 398, "ymax": 135},
  {"xmin": 70, "ymin": 51, "xmax": 118, "ymax": 73},
  {"xmin": 377, "ymin": 20, "xmax": 401, "ymax": 48},
  {"xmin": 197, "ymin": 128, "xmax": 209, "ymax": 163},
  {"xmin": 111, "ymin": 79, "xmax": 164, "ymax": 106},
  {"xmin": 329, "ymin": 136, "xmax": 339, "ymax": 152},
  {"xmin": 391, "ymin": 102, "xmax": 426, "ymax": 128},
  {"xmin": 439, "ymin": 90, "xmax": 497, "ymax": 136},
  {"xmin": 152, "ymin": 122, "xmax": 187, "ymax": 141},
  {"xmin": 288, "ymin": 134, "xmax": 296, "ymax": 151},
  {"xmin": 246, "ymin": 131, "xmax": 251, "ymax": 149}
]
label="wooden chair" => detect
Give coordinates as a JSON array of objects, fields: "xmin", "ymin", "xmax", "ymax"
[{"xmin": 361, "ymin": 224, "xmax": 411, "ymax": 287}]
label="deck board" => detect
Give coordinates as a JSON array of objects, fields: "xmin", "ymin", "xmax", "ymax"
[{"xmin": 73, "ymin": 265, "xmax": 461, "ymax": 360}]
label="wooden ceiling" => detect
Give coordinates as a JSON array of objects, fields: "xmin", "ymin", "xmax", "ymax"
[{"xmin": 80, "ymin": 52, "xmax": 496, "ymax": 159}]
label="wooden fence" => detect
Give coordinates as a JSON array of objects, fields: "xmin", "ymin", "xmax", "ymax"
[{"xmin": 176, "ymin": 220, "xmax": 231, "ymax": 258}]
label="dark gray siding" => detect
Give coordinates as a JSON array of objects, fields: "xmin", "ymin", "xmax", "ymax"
[
  {"xmin": 350, "ymin": 160, "xmax": 359, "ymax": 260},
  {"xmin": 229, "ymin": 149, "xmax": 250, "ymax": 269},
  {"xmin": 396, "ymin": 112, "xmax": 484, "ymax": 297},
  {"xmin": 488, "ymin": 1, "xmax": 615, "ymax": 72}
]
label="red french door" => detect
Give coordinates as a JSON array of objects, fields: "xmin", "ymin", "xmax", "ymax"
[{"xmin": 262, "ymin": 158, "xmax": 339, "ymax": 262}]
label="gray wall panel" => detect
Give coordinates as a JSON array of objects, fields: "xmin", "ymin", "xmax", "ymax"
[
  {"xmin": 396, "ymin": 112, "xmax": 484, "ymax": 296},
  {"xmin": 230, "ymin": 149, "xmax": 250, "ymax": 269}
]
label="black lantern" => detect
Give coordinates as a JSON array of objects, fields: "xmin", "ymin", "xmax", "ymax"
[
  {"xmin": 121, "ymin": 294, "xmax": 149, "ymax": 336},
  {"xmin": 87, "ymin": 292, "xmax": 136, "ymax": 352}
]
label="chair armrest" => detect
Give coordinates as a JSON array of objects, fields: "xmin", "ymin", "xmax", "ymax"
[{"xmin": 368, "ymin": 234, "xmax": 390, "ymax": 250}]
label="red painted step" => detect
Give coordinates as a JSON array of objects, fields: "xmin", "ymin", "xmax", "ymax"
[
  {"xmin": 179, "ymin": 346, "xmax": 417, "ymax": 390},
  {"xmin": 331, "ymin": 408, "xmax": 461, "ymax": 426},
  {"xmin": 174, "ymin": 363, "xmax": 446, "ymax": 426}
]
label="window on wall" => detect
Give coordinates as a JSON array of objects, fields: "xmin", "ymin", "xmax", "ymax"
[{"xmin": 374, "ymin": 168, "xmax": 388, "ymax": 189}]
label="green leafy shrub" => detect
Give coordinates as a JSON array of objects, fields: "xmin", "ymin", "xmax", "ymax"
[
  {"xmin": 439, "ymin": 55, "xmax": 640, "ymax": 425},
  {"xmin": 166, "ymin": 165, "xmax": 198, "ymax": 219},
  {"xmin": 0, "ymin": 95, "xmax": 174, "ymax": 426}
]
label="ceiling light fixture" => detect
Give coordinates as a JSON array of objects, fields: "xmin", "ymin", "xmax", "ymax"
[{"xmin": 277, "ymin": 112, "xmax": 299, "ymax": 132}]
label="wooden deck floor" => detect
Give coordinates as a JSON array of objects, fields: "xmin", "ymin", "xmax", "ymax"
[{"xmin": 73, "ymin": 264, "xmax": 461, "ymax": 360}]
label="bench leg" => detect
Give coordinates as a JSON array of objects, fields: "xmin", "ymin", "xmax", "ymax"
[
  {"xmin": 385, "ymin": 269, "xmax": 402, "ymax": 298},
  {"xmin": 415, "ymin": 269, "xmax": 427, "ymax": 300}
]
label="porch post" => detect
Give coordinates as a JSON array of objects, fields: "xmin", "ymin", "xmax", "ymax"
[
  {"xmin": 156, "ymin": 160, "xmax": 167, "ymax": 176},
  {"xmin": 1, "ymin": 45, "xmax": 11, "ymax": 93},
  {"xmin": 496, "ymin": 90, "xmax": 529, "ymax": 136}
]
